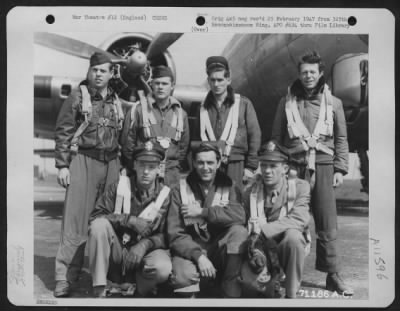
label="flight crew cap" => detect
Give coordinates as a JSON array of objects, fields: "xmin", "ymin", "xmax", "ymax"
[
  {"xmin": 258, "ymin": 141, "xmax": 288, "ymax": 162},
  {"xmin": 206, "ymin": 56, "xmax": 229, "ymax": 72},
  {"xmin": 90, "ymin": 52, "xmax": 112, "ymax": 67},
  {"xmin": 152, "ymin": 65, "xmax": 175, "ymax": 82},
  {"xmin": 132, "ymin": 141, "xmax": 165, "ymax": 162}
]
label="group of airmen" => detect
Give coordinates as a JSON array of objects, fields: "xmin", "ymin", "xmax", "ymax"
[{"xmin": 53, "ymin": 50, "xmax": 353, "ymax": 298}]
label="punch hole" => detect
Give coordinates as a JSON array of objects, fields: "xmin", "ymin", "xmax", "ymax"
[
  {"xmin": 196, "ymin": 16, "xmax": 206, "ymax": 26},
  {"xmin": 348, "ymin": 16, "xmax": 357, "ymax": 26},
  {"xmin": 46, "ymin": 15, "xmax": 55, "ymax": 24}
]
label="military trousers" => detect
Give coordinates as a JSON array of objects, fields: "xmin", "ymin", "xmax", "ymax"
[
  {"xmin": 296, "ymin": 163, "xmax": 338, "ymax": 273},
  {"xmin": 88, "ymin": 218, "xmax": 172, "ymax": 296},
  {"xmin": 170, "ymin": 224, "xmax": 248, "ymax": 298},
  {"xmin": 277, "ymin": 229, "xmax": 307, "ymax": 298},
  {"xmin": 55, "ymin": 153, "xmax": 120, "ymax": 282}
]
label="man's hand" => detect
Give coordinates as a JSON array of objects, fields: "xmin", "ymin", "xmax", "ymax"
[
  {"xmin": 57, "ymin": 168, "xmax": 70, "ymax": 188},
  {"xmin": 181, "ymin": 201, "xmax": 203, "ymax": 218},
  {"xmin": 333, "ymin": 172, "xmax": 344, "ymax": 188},
  {"xmin": 127, "ymin": 216, "xmax": 152, "ymax": 237},
  {"xmin": 125, "ymin": 240, "xmax": 151, "ymax": 271},
  {"xmin": 197, "ymin": 254, "xmax": 216, "ymax": 279}
]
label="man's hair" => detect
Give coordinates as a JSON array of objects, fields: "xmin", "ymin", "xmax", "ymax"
[
  {"xmin": 207, "ymin": 65, "xmax": 230, "ymax": 78},
  {"xmin": 192, "ymin": 142, "xmax": 221, "ymax": 161},
  {"xmin": 297, "ymin": 51, "xmax": 325, "ymax": 72}
]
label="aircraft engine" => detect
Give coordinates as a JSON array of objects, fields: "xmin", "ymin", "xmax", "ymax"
[
  {"xmin": 34, "ymin": 33, "xmax": 178, "ymax": 139},
  {"xmin": 332, "ymin": 53, "xmax": 369, "ymax": 192}
]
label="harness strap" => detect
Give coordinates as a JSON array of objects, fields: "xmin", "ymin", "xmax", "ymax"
[
  {"xmin": 248, "ymin": 177, "xmax": 266, "ymax": 234},
  {"xmin": 175, "ymin": 104, "xmax": 184, "ymax": 141},
  {"xmin": 138, "ymin": 90, "xmax": 153, "ymax": 138},
  {"xmin": 138, "ymin": 91, "xmax": 183, "ymax": 141},
  {"xmin": 70, "ymin": 86, "xmax": 92, "ymax": 154},
  {"xmin": 129, "ymin": 101, "xmax": 140, "ymax": 128},
  {"xmin": 113, "ymin": 94, "xmax": 124, "ymax": 130},
  {"xmin": 285, "ymin": 85, "xmax": 334, "ymax": 170},
  {"xmin": 179, "ymin": 178, "xmax": 230, "ymax": 242},
  {"xmin": 222, "ymin": 94, "xmax": 240, "ymax": 161},
  {"xmin": 138, "ymin": 186, "xmax": 171, "ymax": 221},
  {"xmin": 179, "ymin": 179, "xmax": 210, "ymax": 242},
  {"xmin": 200, "ymin": 103, "xmax": 216, "ymax": 141},
  {"xmin": 115, "ymin": 176, "xmax": 132, "ymax": 215},
  {"xmin": 200, "ymin": 94, "xmax": 241, "ymax": 162}
]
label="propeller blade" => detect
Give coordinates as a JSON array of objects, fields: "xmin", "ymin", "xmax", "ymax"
[
  {"xmin": 34, "ymin": 32, "xmax": 122, "ymax": 63},
  {"xmin": 146, "ymin": 33, "xmax": 183, "ymax": 61}
]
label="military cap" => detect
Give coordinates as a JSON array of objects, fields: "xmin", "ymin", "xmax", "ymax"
[
  {"xmin": 152, "ymin": 65, "xmax": 174, "ymax": 81},
  {"xmin": 258, "ymin": 141, "xmax": 288, "ymax": 162},
  {"xmin": 132, "ymin": 141, "xmax": 165, "ymax": 162},
  {"xmin": 206, "ymin": 56, "xmax": 229, "ymax": 72},
  {"xmin": 90, "ymin": 52, "xmax": 112, "ymax": 67}
]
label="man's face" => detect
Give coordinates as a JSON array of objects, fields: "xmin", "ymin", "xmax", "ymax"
[
  {"xmin": 87, "ymin": 63, "xmax": 113, "ymax": 90},
  {"xmin": 151, "ymin": 77, "xmax": 174, "ymax": 101},
  {"xmin": 207, "ymin": 70, "xmax": 231, "ymax": 97},
  {"xmin": 260, "ymin": 161, "xmax": 288, "ymax": 187},
  {"xmin": 134, "ymin": 160, "xmax": 160, "ymax": 187},
  {"xmin": 193, "ymin": 151, "xmax": 221, "ymax": 183},
  {"xmin": 298, "ymin": 63, "xmax": 323, "ymax": 90}
]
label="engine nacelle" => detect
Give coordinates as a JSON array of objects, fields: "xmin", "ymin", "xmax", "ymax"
[{"xmin": 332, "ymin": 53, "xmax": 368, "ymax": 110}]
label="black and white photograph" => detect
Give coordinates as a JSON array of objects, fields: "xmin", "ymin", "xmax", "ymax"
[{"xmin": 7, "ymin": 7, "xmax": 395, "ymax": 308}]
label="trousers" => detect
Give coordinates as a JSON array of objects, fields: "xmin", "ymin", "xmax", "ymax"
[
  {"xmin": 296, "ymin": 163, "xmax": 338, "ymax": 273},
  {"xmin": 277, "ymin": 229, "xmax": 306, "ymax": 298},
  {"xmin": 170, "ymin": 224, "xmax": 248, "ymax": 297},
  {"xmin": 55, "ymin": 154, "xmax": 120, "ymax": 282},
  {"xmin": 88, "ymin": 218, "xmax": 172, "ymax": 296}
]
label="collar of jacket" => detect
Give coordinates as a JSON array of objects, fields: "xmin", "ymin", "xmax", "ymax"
[
  {"xmin": 129, "ymin": 174, "xmax": 165, "ymax": 200},
  {"xmin": 290, "ymin": 76, "xmax": 326, "ymax": 100},
  {"xmin": 79, "ymin": 79, "xmax": 116, "ymax": 101},
  {"xmin": 203, "ymin": 85, "xmax": 235, "ymax": 109},
  {"xmin": 186, "ymin": 169, "xmax": 233, "ymax": 190},
  {"xmin": 148, "ymin": 95, "xmax": 182, "ymax": 110}
]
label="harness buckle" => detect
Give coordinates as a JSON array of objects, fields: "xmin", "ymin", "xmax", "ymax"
[
  {"xmin": 305, "ymin": 136, "xmax": 318, "ymax": 149},
  {"xmin": 98, "ymin": 117, "xmax": 110, "ymax": 127}
]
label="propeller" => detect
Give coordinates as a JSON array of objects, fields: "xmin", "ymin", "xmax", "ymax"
[
  {"xmin": 34, "ymin": 32, "xmax": 119, "ymax": 62},
  {"xmin": 34, "ymin": 32, "xmax": 183, "ymax": 78},
  {"xmin": 146, "ymin": 33, "xmax": 183, "ymax": 61}
]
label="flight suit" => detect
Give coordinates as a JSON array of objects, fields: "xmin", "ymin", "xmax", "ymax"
[
  {"xmin": 271, "ymin": 78, "xmax": 348, "ymax": 273},
  {"xmin": 54, "ymin": 83, "xmax": 122, "ymax": 284},
  {"xmin": 167, "ymin": 170, "xmax": 248, "ymax": 298},
  {"xmin": 121, "ymin": 96, "xmax": 190, "ymax": 187},
  {"xmin": 190, "ymin": 86, "xmax": 261, "ymax": 190},
  {"xmin": 88, "ymin": 177, "xmax": 172, "ymax": 296},
  {"xmin": 243, "ymin": 176, "xmax": 311, "ymax": 298}
]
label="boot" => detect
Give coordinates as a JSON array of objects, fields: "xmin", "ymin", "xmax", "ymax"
[
  {"xmin": 93, "ymin": 285, "xmax": 108, "ymax": 298},
  {"xmin": 221, "ymin": 254, "xmax": 242, "ymax": 298},
  {"xmin": 54, "ymin": 280, "xmax": 71, "ymax": 298},
  {"xmin": 326, "ymin": 273, "xmax": 354, "ymax": 296}
]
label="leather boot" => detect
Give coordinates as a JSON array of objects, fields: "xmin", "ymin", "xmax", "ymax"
[
  {"xmin": 221, "ymin": 254, "xmax": 242, "ymax": 298},
  {"xmin": 54, "ymin": 280, "xmax": 71, "ymax": 298},
  {"xmin": 326, "ymin": 273, "xmax": 354, "ymax": 296}
]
